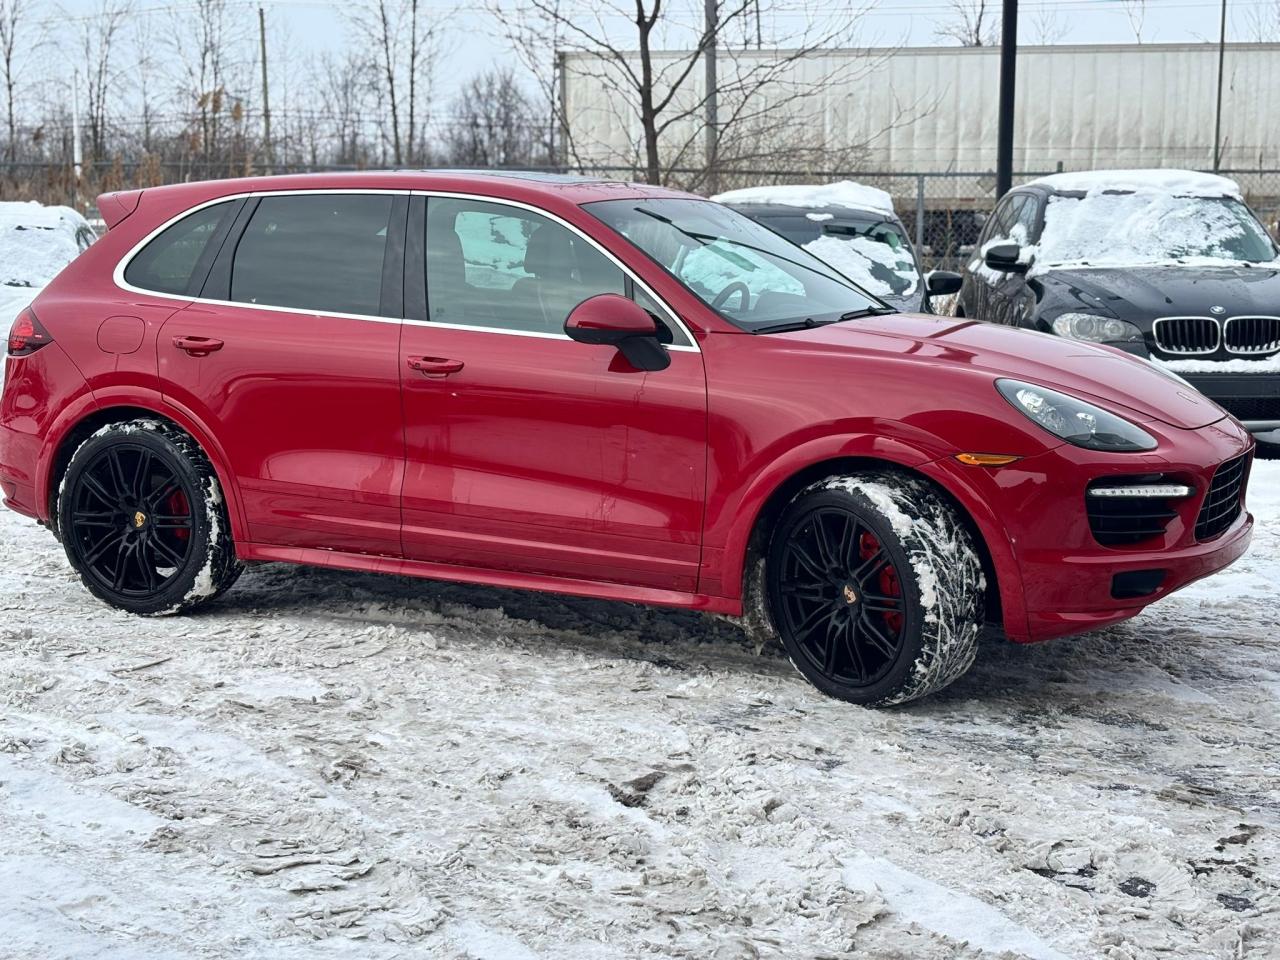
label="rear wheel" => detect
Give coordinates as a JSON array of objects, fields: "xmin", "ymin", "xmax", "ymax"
[
  {"xmin": 58, "ymin": 419, "xmax": 242, "ymax": 615},
  {"xmin": 755, "ymin": 471, "xmax": 985, "ymax": 706}
]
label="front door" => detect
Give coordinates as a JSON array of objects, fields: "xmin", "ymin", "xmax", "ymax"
[
  {"xmin": 160, "ymin": 192, "xmax": 408, "ymax": 554},
  {"xmin": 398, "ymin": 196, "xmax": 707, "ymax": 591}
]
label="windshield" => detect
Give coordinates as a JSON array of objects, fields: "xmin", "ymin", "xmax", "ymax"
[
  {"xmin": 585, "ymin": 198, "xmax": 884, "ymax": 330},
  {"xmin": 1038, "ymin": 193, "xmax": 1278, "ymax": 266},
  {"xmin": 745, "ymin": 211, "xmax": 919, "ymax": 298}
]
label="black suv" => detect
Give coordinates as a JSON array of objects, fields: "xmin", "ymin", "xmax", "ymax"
[{"xmin": 957, "ymin": 171, "xmax": 1280, "ymax": 437}]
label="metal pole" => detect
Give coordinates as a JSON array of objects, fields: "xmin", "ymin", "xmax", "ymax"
[
  {"xmin": 71, "ymin": 70, "xmax": 82, "ymax": 211},
  {"xmin": 915, "ymin": 174, "xmax": 925, "ymax": 252},
  {"xmin": 1213, "ymin": 0, "xmax": 1227, "ymax": 171},
  {"xmin": 259, "ymin": 7, "xmax": 273, "ymax": 174},
  {"xmin": 995, "ymin": 0, "xmax": 1018, "ymax": 198},
  {"xmin": 705, "ymin": 0, "xmax": 718, "ymax": 194}
]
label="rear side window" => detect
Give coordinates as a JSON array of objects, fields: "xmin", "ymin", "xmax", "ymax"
[
  {"xmin": 124, "ymin": 201, "xmax": 234, "ymax": 295},
  {"xmin": 231, "ymin": 194, "xmax": 394, "ymax": 316}
]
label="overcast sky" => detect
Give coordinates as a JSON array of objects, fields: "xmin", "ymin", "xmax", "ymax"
[{"xmin": 49, "ymin": 0, "xmax": 1276, "ymax": 105}]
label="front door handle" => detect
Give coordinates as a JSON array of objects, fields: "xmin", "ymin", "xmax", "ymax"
[
  {"xmin": 172, "ymin": 335, "xmax": 224, "ymax": 357},
  {"xmin": 407, "ymin": 355, "xmax": 464, "ymax": 376}
]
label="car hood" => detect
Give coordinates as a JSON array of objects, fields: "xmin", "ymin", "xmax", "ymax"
[
  {"xmin": 772, "ymin": 312, "xmax": 1224, "ymax": 429},
  {"xmin": 1038, "ymin": 262, "xmax": 1280, "ymax": 319}
]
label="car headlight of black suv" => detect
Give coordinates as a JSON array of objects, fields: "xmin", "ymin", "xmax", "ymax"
[
  {"xmin": 1049, "ymin": 312, "xmax": 1144, "ymax": 345},
  {"xmin": 996, "ymin": 379, "xmax": 1159, "ymax": 451}
]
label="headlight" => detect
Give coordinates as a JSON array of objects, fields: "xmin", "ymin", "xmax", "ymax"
[
  {"xmin": 996, "ymin": 379, "xmax": 1157, "ymax": 451},
  {"xmin": 1051, "ymin": 313, "xmax": 1143, "ymax": 344}
]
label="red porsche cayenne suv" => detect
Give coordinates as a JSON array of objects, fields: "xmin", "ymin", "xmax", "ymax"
[{"xmin": 0, "ymin": 172, "xmax": 1255, "ymax": 705}]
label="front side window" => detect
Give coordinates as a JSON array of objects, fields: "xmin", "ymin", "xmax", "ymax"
[
  {"xmin": 587, "ymin": 198, "xmax": 882, "ymax": 331},
  {"xmin": 124, "ymin": 200, "xmax": 235, "ymax": 295},
  {"xmin": 231, "ymin": 194, "xmax": 393, "ymax": 316},
  {"xmin": 426, "ymin": 197, "xmax": 626, "ymax": 335},
  {"xmin": 1038, "ymin": 192, "xmax": 1279, "ymax": 266}
]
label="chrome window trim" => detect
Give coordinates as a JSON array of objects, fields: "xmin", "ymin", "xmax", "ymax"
[
  {"xmin": 1222, "ymin": 315, "xmax": 1280, "ymax": 356},
  {"xmin": 111, "ymin": 187, "xmax": 699, "ymax": 352},
  {"xmin": 1152, "ymin": 315, "xmax": 1221, "ymax": 356}
]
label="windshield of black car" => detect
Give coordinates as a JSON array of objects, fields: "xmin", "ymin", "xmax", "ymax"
[
  {"xmin": 584, "ymin": 198, "xmax": 885, "ymax": 330},
  {"xmin": 1038, "ymin": 192, "xmax": 1279, "ymax": 265}
]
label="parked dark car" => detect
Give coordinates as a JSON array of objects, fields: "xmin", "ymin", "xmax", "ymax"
[
  {"xmin": 713, "ymin": 183, "xmax": 961, "ymax": 312},
  {"xmin": 957, "ymin": 170, "xmax": 1280, "ymax": 436}
]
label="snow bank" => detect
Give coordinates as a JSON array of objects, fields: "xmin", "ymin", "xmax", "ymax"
[
  {"xmin": 1027, "ymin": 169, "xmax": 1242, "ymax": 199},
  {"xmin": 713, "ymin": 180, "xmax": 897, "ymax": 216}
]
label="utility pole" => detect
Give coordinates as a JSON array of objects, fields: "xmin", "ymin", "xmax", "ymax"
[
  {"xmin": 1212, "ymin": 0, "xmax": 1227, "ymax": 171},
  {"xmin": 259, "ymin": 7, "xmax": 273, "ymax": 174},
  {"xmin": 704, "ymin": 0, "xmax": 718, "ymax": 194},
  {"xmin": 995, "ymin": 0, "xmax": 1018, "ymax": 198}
]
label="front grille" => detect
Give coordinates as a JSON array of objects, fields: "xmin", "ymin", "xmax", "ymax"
[
  {"xmin": 1086, "ymin": 478, "xmax": 1180, "ymax": 546},
  {"xmin": 1213, "ymin": 396, "xmax": 1280, "ymax": 423},
  {"xmin": 1153, "ymin": 316, "xmax": 1220, "ymax": 355},
  {"xmin": 1195, "ymin": 453, "xmax": 1250, "ymax": 541},
  {"xmin": 1223, "ymin": 316, "xmax": 1280, "ymax": 355}
]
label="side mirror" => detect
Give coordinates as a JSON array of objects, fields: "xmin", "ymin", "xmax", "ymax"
[
  {"xmin": 565, "ymin": 293, "xmax": 670, "ymax": 371},
  {"xmin": 983, "ymin": 241, "xmax": 1028, "ymax": 274},
  {"xmin": 925, "ymin": 270, "xmax": 962, "ymax": 296}
]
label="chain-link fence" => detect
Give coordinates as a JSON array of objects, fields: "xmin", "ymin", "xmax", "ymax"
[{"xmin": 5, "ymin": 160, "xmax": 1280, "ymax": 272}]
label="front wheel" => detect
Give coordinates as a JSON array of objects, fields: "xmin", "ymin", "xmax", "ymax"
[
  {"xmin": 58, "ymin": 419, "xmax": 242, "ymax": 615},
  {"xmin": 756, "ymin": 471, "xmax": 986, "ymax": 706}
]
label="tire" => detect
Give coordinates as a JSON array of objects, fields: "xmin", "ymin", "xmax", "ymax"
[
  {"xmin": 750, "ymin": 471, "xmax": 985, "ymax": 706},
  {"xmin": 57, "ymin": 418, "xmax": 242, "ymax": 615}
]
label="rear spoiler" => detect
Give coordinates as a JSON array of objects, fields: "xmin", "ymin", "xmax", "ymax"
[{"xmin": 96, "ymin": 189, "xmax": 143, "ymax": 229}]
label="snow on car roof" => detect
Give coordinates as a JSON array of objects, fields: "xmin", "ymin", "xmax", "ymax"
[
  {"xmin": 0, "ymin": 200, "xmax": 91, "ymax": 292},
  {"xmin": 1026, "ymin": 169, "xmax": 1242, "ymax": 199},
  {"xmin": 712, "ymin": 181, "xmax": 897, "ymax": 216}
]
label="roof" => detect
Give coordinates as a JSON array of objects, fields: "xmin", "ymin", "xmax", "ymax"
[
  {"xmin": 112, "ymin": 170, "xmax": 691, "ymax": 211},
  {"xmin": 1024, "ymin": 169, "xmax": 1242, "ymax": 199},
  {"xmin": 712, "ymin": 181, "xmax": 897, "ymax": 216}
]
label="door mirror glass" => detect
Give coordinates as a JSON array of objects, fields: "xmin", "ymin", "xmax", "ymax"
[
  {"xmin": 983, "ymin": 241, "xmax": 1028, "ymax": 274},
  {"xmin": 565, "ymin": 294, "xmax": 669, "ymax": 371},
  {"xmin": 925, "ymin": 270, "xmax": 963, "ymax": 296}
]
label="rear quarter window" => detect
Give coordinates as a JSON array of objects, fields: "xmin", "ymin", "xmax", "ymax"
[{"xmin": 123, "ymin": 201, "xmax": 236, "ymax": 295}]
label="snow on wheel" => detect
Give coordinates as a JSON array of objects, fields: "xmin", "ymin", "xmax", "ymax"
[
  {"xmin": 759, "ymin": 470, "xmax": 985, "ymax": 706},
  {"xmin": 57, "ymin": 419, "xmax": 242, "ymax": 616}
]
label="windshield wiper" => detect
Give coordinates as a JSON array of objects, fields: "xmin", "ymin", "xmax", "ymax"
[
  {"xmin": 839, "ymin": 307, "xmax": 897, "ymax": 320},
  {"xmin": 753, "ymin": 317, "xmax": 837, "ymax": 334}
]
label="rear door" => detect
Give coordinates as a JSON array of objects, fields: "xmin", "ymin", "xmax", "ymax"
[
  {"xmin": 158, "ymin": 191, "xmax": 408, "ymax": 554},
  {"xmin": 397, "ymin": 195, "xmax": 708, "ymax": 591}
]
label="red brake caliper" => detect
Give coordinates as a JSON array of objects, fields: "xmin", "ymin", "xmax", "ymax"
[
  {"xmin": 859, "ymin": 532, "xmax": 903, "ymax": 635},
  {"xmin": 166, "ymin": 489, "xmax": 191, "ymax": 542}
]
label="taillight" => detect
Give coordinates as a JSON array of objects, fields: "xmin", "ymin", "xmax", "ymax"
[{"xmin": 7, "ymin": 308, "xmax": 54, "ymax": 356}]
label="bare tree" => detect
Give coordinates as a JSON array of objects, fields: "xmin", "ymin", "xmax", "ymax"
[
  {"xmin": 444, "ymin": 67, "xmax": 543, "ymax": 168},
  {"xmin": 350, "ymin": 0, "xmax": 439, "ymax": 166},
  {"xmin": 1121, "ymin": 0, "xmax": 1147, "ymax": 43},
  {"xmin": 0, "ymin": 0, "xmax": 36, "ymax": 162},
  {"xmin": 1241, "ymin": 0, "xmax": 1280, "ymax": 41},
  {"xmin": 168, "ymin": 0, "xmax": 250, "ymax": 173},
  {"xmin": 69, "ymin": 0, "xmax": 130, "ymax": 164},
  {"xmin": 500, "ymin": 0, "xmax": 899, "ymax": 188},
  {"xmin": 316, "ymin": 50, "xmax": 376, "ymax": 166},
  {"xmin": 934, "ymin": 0, "xmax": 998, "ymax": 47},
  {"xmin": 488, "ymin": 0, "xmax": 576, "ymax": 168},
  {"xmin": 1028, "ymin": 5, "xmax": 1068, "ymax": 45}
]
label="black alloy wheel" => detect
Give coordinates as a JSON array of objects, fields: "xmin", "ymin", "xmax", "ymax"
[{"xmin": 771, "ymin": 505, "xmax": 912, "ymax": 689}]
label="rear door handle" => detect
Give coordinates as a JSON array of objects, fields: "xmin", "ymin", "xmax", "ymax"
[
  {"xmin": 172, "ymin": 335, "xmax": 224, "ymax": 356},
  {"xmin": 407, "ymin": 355, "xmax": 464, "ymax": 375}
]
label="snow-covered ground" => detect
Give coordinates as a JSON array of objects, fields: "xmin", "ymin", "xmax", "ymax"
[{"xmin": 1, "ymin": 458, "xmax": 1277, "ymax": 959}]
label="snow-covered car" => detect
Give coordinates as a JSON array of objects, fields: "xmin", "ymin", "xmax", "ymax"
[
  {"xmin": 0, "ymin": 201, "xmax": 96, "ymax": 324},
  {"xmin": 713, "ymin": 181, "xmax": 962, "ymax": 312},
  {"xmin": 957, "ymin": 170, "xmax": 1280, "ymax": 437}
]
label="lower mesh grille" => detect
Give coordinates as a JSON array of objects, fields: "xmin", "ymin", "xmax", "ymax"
[
  {"xmin": 1195, "ymin": 454, "xmax": 1250, "ymax": 541},
  {"xmin": 1212, "ymin": 396, "xmax": 1280, "ymax": 423}
]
